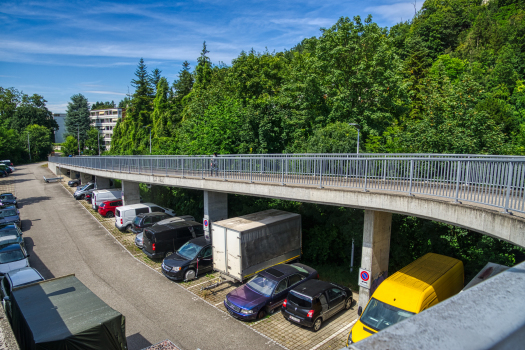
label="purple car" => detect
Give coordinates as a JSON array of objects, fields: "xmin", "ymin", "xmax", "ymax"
[{"xmin": 224, "ymin": 263, "xmax": 318, "ymax": 321}]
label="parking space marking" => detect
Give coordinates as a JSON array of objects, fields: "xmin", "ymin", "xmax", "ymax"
[
  {"xmin": 308, "ymin": 319, "xmax": 357, "ymax": 350},
  {"xmin": 187, "ymin": 277, "xmax": 220, "ymax": 289}
]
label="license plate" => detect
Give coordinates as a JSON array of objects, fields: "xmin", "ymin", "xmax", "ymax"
[{"xmin": 289, "ymin": 316, "xmax": 300, "ymax": 323}]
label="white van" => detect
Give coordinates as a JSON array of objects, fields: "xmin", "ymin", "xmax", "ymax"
[
  {"xmin": 91, "ymin": 189, "xmax": 122, "ymax": 210},
  {"xmin": 115, "ymin": 203, "xmax": 175, "ymax": 231}
]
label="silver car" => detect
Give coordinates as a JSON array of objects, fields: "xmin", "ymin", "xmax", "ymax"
[
  {"xmin": 0, "ymin": 243, "xmax": 29, "ymax": 278},
  {"xmin": 74, "ymin": 182, "xmax": 96, "ymax": 200},
  {"xmin": 1, "ymin": 267, "xmax": 44, "ymax": 317}
]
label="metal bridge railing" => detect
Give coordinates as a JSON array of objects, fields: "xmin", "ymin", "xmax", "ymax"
[{"xmin": 49, "ymin": 155, "xmax": 525, "ymax": 214}]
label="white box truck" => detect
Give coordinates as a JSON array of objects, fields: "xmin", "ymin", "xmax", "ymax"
[{"xmin": 212, "ymin": 209, "xmax": 301, "ymax": 283}]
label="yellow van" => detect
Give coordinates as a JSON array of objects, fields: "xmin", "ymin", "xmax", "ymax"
[{"xmin": 347, "ymin": 253, "xmax": 464, "ymax": 344}]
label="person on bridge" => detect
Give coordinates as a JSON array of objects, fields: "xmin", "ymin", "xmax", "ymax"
[{"xmin": 210, "ymin": 152, "xmax": 218, "ymax": 176}]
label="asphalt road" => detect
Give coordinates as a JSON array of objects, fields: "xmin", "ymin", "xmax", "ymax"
[{"xmin": 17, "ymin": 163, "xmax": 275, "ymax": 350}]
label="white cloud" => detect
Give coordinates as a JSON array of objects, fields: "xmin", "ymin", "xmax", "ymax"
[
  {"xmin": 85, "ymin": 90, "xmax": 127, "ymax": 96},
  {"xmin": 365, "ymin": 2, "xmax": 422, "ymax": 23}
]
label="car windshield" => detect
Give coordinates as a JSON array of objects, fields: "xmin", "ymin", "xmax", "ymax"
[
  {"xmin": 0, "ymin": 229, "xmax": 18, "ymax": 237},
  {"xmin": 288, "ymin": 291, "xmax": 313, "ymax": 308},
  {"xmin": 0, "ymin": 249, "xmax": 25, "ymax": 263},
  {"xmin": 77, "ymin": 184, "xmax": 87, "ymax": 190},
  {"xmin": 100, "ymin": 202, "xmax": 106, "ymax": 208},
  {"xmin": 1, "ymin": 195, "xmax": 14, "ymax": 200},
  {"xmin": 0, "ymin": 210, "xmax": 16, "ymax": 218},
  {"xmin": 176, "ymin": 242, "xmax": 200, "ymax": 260},
  {"xmin": 246, "ymin": 275, "xmax": 277, "ymax": 297},
  {"xmin": 360, "ymin": 298, "xmax": 415, "ymax": 331},
  {"xmin": 133, "ymin": 216, "xmax": 142, "ymax": 226}
]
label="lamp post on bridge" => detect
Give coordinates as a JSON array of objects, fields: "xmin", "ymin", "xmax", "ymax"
[{"xmin": 348, "ymin": 123, "xmax": 361, "ymax": 155}]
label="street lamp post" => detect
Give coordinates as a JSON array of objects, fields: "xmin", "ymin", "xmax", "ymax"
[
  {"xmin": 143, "ymin": 126, "xmax": 151, "ymax": 154},
  {"xmin": 348, "ymin": 123, "xmax": 361, "ymax": 155}
]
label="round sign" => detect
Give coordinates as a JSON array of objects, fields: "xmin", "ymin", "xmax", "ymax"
[
  {"xmin": 203, "ymin": 219, "xmax": 208, "ymax": 227},
  {"xmin": 360, "ymin": 271, "xmax": 369, "ymax": 282}
]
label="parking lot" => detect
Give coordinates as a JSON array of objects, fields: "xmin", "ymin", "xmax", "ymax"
[{"xmin": 11, "ymin": 166, "xmax": 359, "ymax": 350}]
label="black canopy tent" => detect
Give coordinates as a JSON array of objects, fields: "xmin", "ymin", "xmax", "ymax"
[{"xmin": 10, "ymin": 274, "xmax": 127, "ymax": 350}]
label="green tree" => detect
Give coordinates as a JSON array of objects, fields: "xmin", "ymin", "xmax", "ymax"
[
  {"xmin": 194, "ymin": 41, "xmax": 212, "ymax": 90},
  {"xmin": 11, "ymin": 93, "xmax": 58, "ymax": 133},
  {"xmin": 0, "ymin": 125, "xmax": 24, "ymax": 163},
  {"xmin": 306, "ymin": 122, "xmax": 359, "ymax": 153},
  {"xmin": 24, "ymin": 124, "xmax": 53, "ymax": 161},
  {"xmin": 91, "ymin": 101, "xmax": 115, "ymax": 110},
  {"xmin": 62, "ymin": 135, "xmax": 78, "ymax": 157},
  {"xmin": 65, "ymin": 93, "xmax": 91, "ymax": 147},
  {"xmin": 0, "ymin": 87, "xmax": 21, "ymax": 125},
  {"xmin": 84, "ymin": 127, "xmax": 106, "ymax": 155},
  {"xmin": 151, "ymin": 68, "xmax": 162, "ymax": 95}
]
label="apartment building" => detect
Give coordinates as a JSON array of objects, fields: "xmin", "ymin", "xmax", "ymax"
[{"xmin": 89, "ymin": 108, "xmax": 125, "ymax": 150}]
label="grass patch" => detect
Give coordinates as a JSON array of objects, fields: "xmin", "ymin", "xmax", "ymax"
[
  {"xmin": 308, "ymin": 263, "xmax": 360, "ymax": 292},
  {"xmin": 41, "ymin": 163, "xmax": 48, "ymax": 167}
]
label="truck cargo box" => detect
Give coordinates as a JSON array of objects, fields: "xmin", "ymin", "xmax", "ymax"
[
  {"xmin": 212, "ymin": 209, "xmax": 301, "ymax": 282},
  {"xmin": 10, "ymin": 274, "xmax": 127, "ymax": 350}
]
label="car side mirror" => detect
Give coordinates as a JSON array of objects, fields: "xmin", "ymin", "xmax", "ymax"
[{"xmin": 357, "ymin": 306, "xmax": 362, "ymax": 316}]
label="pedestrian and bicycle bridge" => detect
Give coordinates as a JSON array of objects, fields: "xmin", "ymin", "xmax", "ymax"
[{"xmin": 48, "ymin": 153, "xmax": 525, "ymax": 349}]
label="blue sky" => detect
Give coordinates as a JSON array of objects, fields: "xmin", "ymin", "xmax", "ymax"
[{"xmin": 0, "ymin": 0, "xmax": 422, "ymax": 113}]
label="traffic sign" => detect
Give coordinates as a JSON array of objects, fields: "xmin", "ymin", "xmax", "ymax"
[{"xmin": 358, "ymin": 268, "xmax": 371, "ymax": 289}]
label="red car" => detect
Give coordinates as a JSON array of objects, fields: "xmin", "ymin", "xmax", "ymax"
[{"xmin": 98, "ymin": 200, "xmax": 122, "ymax": 218}]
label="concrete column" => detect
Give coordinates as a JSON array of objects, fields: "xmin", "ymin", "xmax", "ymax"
[
  {"xmin": 358, "ymin": 210, "xmax": 392, "ymax": 311},
  {"xmin": 122, "ymin": 181, "xmax": 140, "ymax": 206},
  {"xmin": 48, "ymin": 163, "xmax": 57, "ymax": 175},
  {"xmin": 204, "ymin": 191, "xmax": 228, "ymax": 240},
  {"xmin": 58, "ymin": 167, "xmax": 68, "ymax": 177},
  {"xmin": 95, "ymin": 176, "xmax": 111, "ymax": 189},
  {"xmin": 80, "ymin": 172, "xmax": 92, "ymax": 185}
]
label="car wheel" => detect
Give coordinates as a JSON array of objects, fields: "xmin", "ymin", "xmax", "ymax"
[
  {"xmin": 80, "ymin": 195, "xmax": 85, "ymax": 200},
  {"xmin": 313, "ymin": 317, "xmax": 322, "ymax": 332},
  {"xmin": 164, "ymin": 250, "xmax": 174, "ymax": 258},
  {"xmin": 106, "ymin": 212, "xmax": 114, "ymax": 218},
  {"xmin": 257, "ymin": 309, "xmax": 266, "ymax": 320},
  {"xmin": 184, "ymin": 269, "xmax": 196, "ymax": 281},
  {"xmin": 345, "ymin": 297, "xmax": 353, "ymax": 310}
]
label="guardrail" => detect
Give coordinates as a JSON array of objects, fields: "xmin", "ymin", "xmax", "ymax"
[{"xmin": 49, "ymin": 155, "xmax": 525, "ymax": 214}]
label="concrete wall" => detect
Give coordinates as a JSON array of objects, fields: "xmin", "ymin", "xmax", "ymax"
[
  {"xmin": 204, "ymin": 191, "xmax": 228, "ymax": 240},
  {"xmin": 122, "ymin": 181, "xmax": 140, "ymax": 206},
  {"xmin": 80, "ymin": 172, "xmax": 92, "ymax": 185},
  {"xmin": 49, "ymin": 163, "xmax": 525, "ymax": 248},
  {"xmin": 96, "ymin": 176, "xmax": 111, "ymax": 189}
]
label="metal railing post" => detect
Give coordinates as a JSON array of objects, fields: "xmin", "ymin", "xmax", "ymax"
[
  {"xmin": 281, "ymin": 159, "xmax": 284, "ymax": 185},
  {"xmin": 319, "ymin": 159, "xmax": 323, "ymax": 188},
  {"xmin": 182, "ymin": 159, "xmax": 185, "ymax": 178},
  {"xmin": 408, "ymin": 160, "xmax": 414, "ymax": 196},
  {"xmin": 250, "ymin": 159, "xmax": 253, "ymax": 183},
  {"xmin": 503, "ymin": 161, "xmax": 513, "ymax": 214},
  {"xmin": 454, "ymin": 161, "xmax": 462, "ymax": 203},
  {"xmin": 363, "ymin": 159, "xmax": 369, "ymax": 192}
]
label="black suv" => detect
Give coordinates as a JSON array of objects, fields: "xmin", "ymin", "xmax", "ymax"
[
  {"xmin": 131, "ymin": 212, "xmax": 171, "ymax": 234},
  {"xmin": 142, "ymin": 221, "xmax": 204, "ymax": 259},
  {"xmin": 281, "ymin": 279, "xmax": 353, "ymax": 332}
]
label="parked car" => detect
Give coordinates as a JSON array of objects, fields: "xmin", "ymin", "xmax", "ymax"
[
  {"xmin": 136, "ymin": 215, "xmax": 195, "ymax": 248},
  {"xmin": 0, "ymin": 224, "xmax": 24, "ymax": 247},
  {"xmin": 224, "ymin": 263, "xmax": 318, "ymax": 321},
  {"xmin": 161, "ymin": 237, "xmax": 213, "ymax": 281},
  {"xmin": 154, "ymin": 215, "xmax": 196, "ymax": 226},
  {"xmin": 0, "ymin": 194, "xmax": 18, "ymax": 209},
  {"xmin": 0, "ymin": 169, "xmax": 7, "ymax": 178},
  {"xmin": 98, "ymin": 200, "xmax": 122, "ymax": 218},
  {"xmin": 282, "ymin": 279, "xmax": 353, "ymax": 332},
  {"xmin": 142, "ymin": 221, "xmax": 203, "ymax": 259},
  {"xmin": 0, "ymin": 165, "xmax": 12, "ymax": 174},
  {"xmin": 0, "ymin": 243, "xmax": 30, "ymax": 278},
  {"xmin": 115, "ymin": 203, "xmax": 175, "ymax": 232},
  {"xmin": 73, "ymin": 182, "xmax": 96, "ymax": 200},
  {"xmin": 68, "ymin": 179, "xmax": 81, "ymax": 187},
  {"xmin": 0, "ymin": 208, "xmax": 21, "ymax": 228},
  {"xmin": 92, "ymin": 189, "xmax": 121, "ymax": 210},
  {"xmin": 1, "ymin": 267, "xmax": 44, "ymax": 318},
  {"xmin": 131, "ymin": 212, "xmax": 171, "ymax": 234}
]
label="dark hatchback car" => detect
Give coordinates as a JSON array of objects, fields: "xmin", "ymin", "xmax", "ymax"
[
  {"xmin": 161, "ymin": 237, "xmax": 213, "ymax": 281},
  {"xmin": 68, "ymin": 179, "xmax": 81, "ymax": 187},
  {"xmin": 142, "ymin": 221, "xmax": 204, "ymax": 259},
  {"xmin": 282, "ymin": 279, "xmax": 353, "ymax": 332},
  {"xmin": 0, "ymin": 209, "xmax": 21, "ymax": 228},
  {"xmin": 0, "ymin": 194, "xmax": 18, "ymax": 208},
  {"xmin": 224, "ymin": 263, "xmax": 318, "ymax": 321},
  {"xmin": 131, "ymin": 212, "xmax": 171, "ymax": 234}
]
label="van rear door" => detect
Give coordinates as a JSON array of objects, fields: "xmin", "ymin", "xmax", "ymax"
[
  {"xmin": 226, "ymin": 229, "xmax": 241, "ymax": 280},
  {"xmin": 212, "ymin": 225, "xmax": 227, "ymax": 274}
]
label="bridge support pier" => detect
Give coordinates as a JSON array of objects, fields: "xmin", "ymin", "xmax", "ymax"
[
  {"xmin": 358, "ymin": 210, "xmax": 392, "ymax": 311},
  {"xmin": 70, "ymin": 170, "xmax": 80, "ymax": 181},
  {"xmin": 204, "ymin": 191, "xmax": 228, "ymax": 237},
  {"xmin": 57, "ymin": 167, "xmax": 68, "ymax": 177},
  {"xmin": 122, "ymin": 181, "xmax": 140, "ymax": 205},
  {"xmin": 95, "ymin": 176, "xmax": 111, "ymax": 189},
  {"xmin": 80, "ymin": 172, "xmax": 92, "ymax": 185}
]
